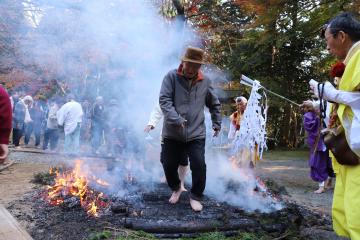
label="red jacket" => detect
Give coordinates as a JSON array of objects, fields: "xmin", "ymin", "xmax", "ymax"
[{"xmin": 0, "ymin": 86, "xmax": 12, "ymax": 144}]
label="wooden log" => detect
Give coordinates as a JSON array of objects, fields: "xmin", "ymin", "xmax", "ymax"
[{"xmin": 124, "ymin": 217, "xmax": 258, "ymax": 233}]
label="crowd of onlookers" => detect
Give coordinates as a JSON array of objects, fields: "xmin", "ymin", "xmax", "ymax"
[{"xmin": 8, "ymin": 91, "xmax": 129, "ymax": 157}]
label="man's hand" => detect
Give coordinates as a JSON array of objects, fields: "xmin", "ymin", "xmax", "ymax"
[
  {"xmin": 144, "ymin": 125, "xmax": 155, "ymax": 133},
  {"xmin": 309, "ymin": 79, "xmax": 320, "ymax": 98},
  {"xmin": 300, "ymin": 100, "xmax": 313, "ymax": 108},
  {"xmin": 300, "ymin": 100, "xmax": 315, "ymax": 112},
  {"xmin": 213, "ymin": 128, "xmax": 220, "ymax": 137},
  {"xmin": 0, "ymin": 144, "xmax": 9, "ymax": 163}
]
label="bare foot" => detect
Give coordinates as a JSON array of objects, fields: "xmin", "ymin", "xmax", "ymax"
[
  {"xmin": 190, "ymin": 198, "xmax": 203, "ymax": 212},
  {"xmin": 169, "ymin": 189, "xmax": 184, "ymax": 204},
  {"xmin": 314, "ymin": 187, "xmax": 325, "ymax": 194}
]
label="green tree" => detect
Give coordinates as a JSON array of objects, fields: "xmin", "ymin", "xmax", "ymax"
[{"xmin": 196, "ymin": 0, "xmax": 358, "ymax": 147}]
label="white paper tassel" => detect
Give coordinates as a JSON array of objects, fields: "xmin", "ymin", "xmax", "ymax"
[{"xmin": 232, "ymin": 80, "xmax": 268, "ymax": 162}]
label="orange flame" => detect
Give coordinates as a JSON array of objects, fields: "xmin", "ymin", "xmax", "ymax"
[
  {"xmin": 46, "ymin": 160, "xmax": 109, "ymax": 217},
  {"xmin": 94, "ymin": 178, "xmax": 110, "ymax": 187}
]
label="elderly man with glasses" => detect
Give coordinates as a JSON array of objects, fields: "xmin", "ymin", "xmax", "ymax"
[{"xmin": 309, "ymin": 12, "xmax": 360, "ymax": 239}]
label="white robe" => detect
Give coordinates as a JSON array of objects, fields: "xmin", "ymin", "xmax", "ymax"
[{"xmin": 147, "ymin": 104, "xmax": 163, "ymax": 127}]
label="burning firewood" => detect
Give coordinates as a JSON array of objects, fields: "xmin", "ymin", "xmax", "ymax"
[{"xmin": 45, "ymin": 160, "xmax": 111, "ymax": 217}]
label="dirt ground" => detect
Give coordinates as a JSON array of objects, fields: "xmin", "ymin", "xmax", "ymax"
[
  {"xmin": 0, "ymin": 148, "xmax": 338, "ymax": 239},
  {"xmin": 257, "ymin": 150, "xmax": 334, "ymax": 216},
  {"xmin": 0, "ymin": 163, "xmax": 48, "ymax": 205}
]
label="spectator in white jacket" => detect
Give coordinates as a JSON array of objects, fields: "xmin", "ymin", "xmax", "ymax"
[{"xmin": 57, "ymin": 95, "xmax": 83, "ymax": 154}]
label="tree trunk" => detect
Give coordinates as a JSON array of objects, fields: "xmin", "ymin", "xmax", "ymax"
[
  {"xmin": 172, "ymin": 0, "xmax": 184, "ymax": 15},
  {"xmin": 280, "ymin": 105, "xmax": 291, "ymax": 147}
]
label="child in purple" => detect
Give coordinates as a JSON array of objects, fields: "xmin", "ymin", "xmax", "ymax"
[{"xmin": 303, "ymin": 104, "xmax": 334, "ymax": 193}]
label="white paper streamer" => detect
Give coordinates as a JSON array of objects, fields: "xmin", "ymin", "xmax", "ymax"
[{"xmin": 231, "ymin": 80, "xmax": 268, "ymax": 164}]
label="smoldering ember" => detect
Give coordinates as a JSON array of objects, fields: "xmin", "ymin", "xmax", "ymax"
[{"xmin": 0, "ymin": 1, "xmax": 358, "ymax": 240}]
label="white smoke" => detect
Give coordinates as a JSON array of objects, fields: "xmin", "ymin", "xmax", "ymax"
[
  {"xmin": 21, "ymin": 0, "xmax": 200, "ymax": 120},
  {"xmin": 18, "ymin": 0, "xmax": 198, "ymax": 194},
  {"xmin": 21, "ymin": 1, "xmax": 281, "ymax": 212},
  {"xmin": 204, "ymin": 80, "xmax": 281, "ymax": 213},
  {"xmin": 206, "ymin": 151, "xmax": 283, "ymax": 213}
]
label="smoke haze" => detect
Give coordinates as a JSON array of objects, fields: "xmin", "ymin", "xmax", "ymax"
[{"xmin": 20, "ymin": 0, "xmax": 279, "ymax": 212}]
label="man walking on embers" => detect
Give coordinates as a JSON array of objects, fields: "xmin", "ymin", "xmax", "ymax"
[{"xmin": 159, "ymin": 47, "xmax": 221, "ymax": 212}]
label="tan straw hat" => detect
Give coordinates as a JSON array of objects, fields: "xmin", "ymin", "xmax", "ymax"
[{"xmin": 181, "ymin": 47, "xmax": 206, "ymax": 64}]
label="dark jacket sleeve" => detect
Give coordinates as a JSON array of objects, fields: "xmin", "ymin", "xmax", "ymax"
[
  {"xmin": 0, "ymin": 86, "xmax": 12, "ymax": 144},
  {"xmin": 92, "ymin": 104, "xmax": 103, "ymax": 123},
  {"xmin": 205, "ymin": 82, "xmax": 222, "ymax": 130},
  {"xmin": 159, "ymin": 71, "xmax": 186, "ymax": 126}
]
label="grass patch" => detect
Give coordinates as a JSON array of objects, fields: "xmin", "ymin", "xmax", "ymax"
[
  {"xmin": 179, "ymin": 232, "xmax": 270, "ymax": 240},
  {"xmin": 238, "ymin": 232, "xmax": 264, "ymax": 240},
  {"xmin": 180, "ymin": 232, "xmax": 226, "ymax": 240},
  {"xmin": 88, "ymin": 230, "xmax": 112, "ymax": 240},
  {"xmin": 31, "ymin": 171, "xmax": 56, "ymax": 185},
  {"xmin": 88, "ymin": 229, "xmax": 156, "ymax": 240}
]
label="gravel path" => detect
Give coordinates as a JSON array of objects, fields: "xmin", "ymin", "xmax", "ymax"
[{"xmin": 257, "ymin": 150, "xmax": 333, "ymax": 216}]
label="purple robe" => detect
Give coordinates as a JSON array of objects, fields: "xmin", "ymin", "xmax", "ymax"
[{"xmin": 303, "ymin": 112, "xmax": 333, "ymax": 182}]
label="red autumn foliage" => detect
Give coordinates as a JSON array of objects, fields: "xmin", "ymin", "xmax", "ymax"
[
  {"xmin": 188, "ymin": 6, "xmax": 198, "ymax": 14},
  {"xmin": 233, "ymin": 0, "xmax": 267, "ymax": 15},
  {"xmin": 330, "ymin": 62, "xmax": 346, "ymax": 78}
]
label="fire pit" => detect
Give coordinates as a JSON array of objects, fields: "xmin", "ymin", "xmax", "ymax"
[{"xmin": 6, "ymin": 158, "xmax": 334, "ymax": 239}]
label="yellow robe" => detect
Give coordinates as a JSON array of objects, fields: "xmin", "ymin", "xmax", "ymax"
[
  {"xmin": 332, "ymin": 42, "xmax": 360, "ymax": 239},
  {"xmin": 229, "ymin": 111, "xmax": 259, "ymax": 167}
]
